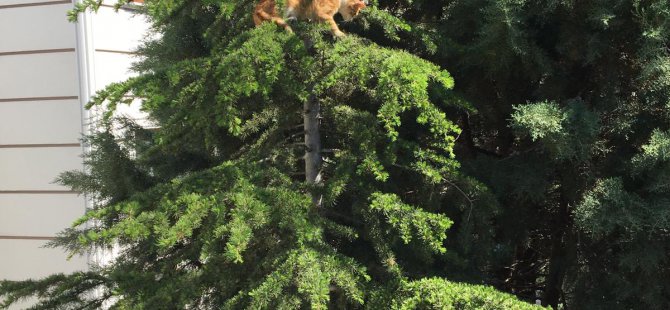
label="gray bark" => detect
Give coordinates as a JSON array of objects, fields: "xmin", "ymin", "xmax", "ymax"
[{"xmin": 304, "ymin": 92, "xmax": 322, "ymax": 207}]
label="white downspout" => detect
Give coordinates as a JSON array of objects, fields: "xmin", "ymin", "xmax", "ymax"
[{"xmin": 73, "ymin": 0, "xmax": 98, "ymax": 267}]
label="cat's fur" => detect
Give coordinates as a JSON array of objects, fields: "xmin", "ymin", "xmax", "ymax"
[{"xmin": 253, "ymin": 0, "xmax": 367, "ymax": 37}]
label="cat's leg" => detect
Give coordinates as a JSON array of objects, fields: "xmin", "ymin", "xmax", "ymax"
[
  {"xmin": 285, "ymin": 7, "xmax": 297, "ymax": 21},
  {"xmin": 255, "ymin": 8, "xmax": 293, "ymax": 33},
  {"xmin": 321, "ymin": 15, "xmax": 345, "ymax": 37},
  {"xmin": 272, "ymin": 16, "xmax": 294, "ymax": 33}
]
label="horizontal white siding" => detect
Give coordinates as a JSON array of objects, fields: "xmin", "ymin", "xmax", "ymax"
[
  {"xmin": 0, "ymin": 1, "xmax": 90, "ymax": 305},
  {"xmin": 0, "ymin": 52, "xmax": 79, "ymax": 99},
  {"xmin": 0, "ymin": 194, "xmax": 85, "ymax": 236},
  {"xmin": 0, "ymin": 99, "xmax": 82, "ymax": 145},
  {"xmin": 0, "ymin": 147, "xmax": 82, "ymax": 190},
  {"xmin": 0, "ymin": 239, "xmax": 87, "ymax": 281},
  {"xmin": 0, "ymin": 3, "xmax": 75, "ymax": 53},
  {"xmin": 0, "ymin": 0, "xmax": 66, "ymax": 7}
]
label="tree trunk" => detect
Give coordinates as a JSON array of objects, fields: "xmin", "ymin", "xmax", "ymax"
[
  {"xmin": 544, "ymin": 223, "xmax": 566, "ymax": 308},
  {"xmin": 304, "ymin": 91, "xmax": 322, "ymax": 207},
  {"xmin": 544, "ymin": 168, "xmax": 579, "ymax": 308}
]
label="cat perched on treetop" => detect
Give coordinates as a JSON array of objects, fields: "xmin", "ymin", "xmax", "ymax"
[{"xmin": 254, "ymin": 0, "xmax": 367, "ymax": 37}]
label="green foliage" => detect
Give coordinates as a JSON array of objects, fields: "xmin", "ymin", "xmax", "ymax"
[
  {"xmin": 369, "ymin": 193, "xmax": 452, "ymax": 254},
  {"xmin": 512, "ymin": 100, "xmax": 600, "ymax": 161},
  {"xmin": 632, "ymin": 129, "xmax": 670, "ymax": 172},
  {"xmin": 14, "ymin": 0, "xmax": 670, "ymax": 307},
  {"xmin": 0, "ymin": 0, "xmax": 545, "ymax": 309},
  {"xmin": 68, "ymin": 0, "xmax": 102, "ymax": 21},
  {"xmin": 0, "ymin": 273, "xmax": 110, "ymax": 310},
  {"xmin": 369, "ymin": 278, "xmax": 544, "ymax": 310},
  {"xmin": 512, "ymin": 101, "xmax": 566, "ymax": 141},
  {"xmin": 575, "ymin": 178, "xmax": 645, "ymax": 238},
  {"xmin": 571, "ymin": 130, "xmax": 670, "ymax": 308},
  {"xmin": 363, "ymin": 0, "xmax": 670, "ymax": 308}
]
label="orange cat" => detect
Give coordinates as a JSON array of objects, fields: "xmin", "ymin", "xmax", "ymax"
[{"xmin": 253, "ymin": 0, "xmax": 367, "ymax": 37}]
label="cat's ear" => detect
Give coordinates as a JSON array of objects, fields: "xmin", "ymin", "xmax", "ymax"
[{"xmin": 355, "ymin": 0, "xmax": 366, "ymax": 9}]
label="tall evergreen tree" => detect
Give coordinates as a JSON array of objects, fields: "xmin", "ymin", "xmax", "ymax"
[{"xmin": 0, "ymin": 0, "xmax": 541, "ymax": 309}]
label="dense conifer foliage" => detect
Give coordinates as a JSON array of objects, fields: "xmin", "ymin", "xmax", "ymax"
[
  {"xmin": 361, "ymin": 0, "xmax": 670, "ymax": 308},
  {"xmin": 1, "ymin": 0, "xmax": 541, "ymax": 309},
  {"xmin": 2, "ymin": 0, "xmax": 668, "ymax": 309}
]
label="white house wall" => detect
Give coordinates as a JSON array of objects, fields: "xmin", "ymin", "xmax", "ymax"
[
  {"xmin": 0, "ymin": 147, "xmax": 84, "ymax": 190},
  {"xmin": 0, "ymin": 1, "xmax": 150, "ymax": 307},
  {"xmin": 0, "ymin": 194, "xmax": 85, "ymax": 237},
  {"xmin": 0, "ymin": 239, "xmax": 87, "ymax": 281},
  {"xmin": 0, "ymin": 99, "xmax": 82, "ymax": 145},
  {"xmin": 0, "ymin": 52, "xmax": 79, "ymax": 99},
  {"xmin": 94, "ymin": 5, "xmax": 148, "ymax": 51},
  {"xmin": 0, "ymin": 0, "xmax": 68, "ymax": 8},
  {"xmin": 0, "ymin": 2, "xmax": 87, "ymax": 308},
  {"xmin": 93, "ymin": 51, "xmax": 136, "ymax": 90},
  {"xmin": 0, "ymin": 2, "xmax": 75, "ymax": 52},
  {"xmin": 91, "ymin": 5, "xmax": 150, "ymax": 124}
]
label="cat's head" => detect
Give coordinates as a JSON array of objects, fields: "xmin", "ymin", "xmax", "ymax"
[{"xmin": 339, "ymin": 0, "xmax": 367, "ymax": 21}]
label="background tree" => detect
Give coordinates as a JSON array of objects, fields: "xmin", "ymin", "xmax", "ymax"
[
  {"xmin": 356, "ymin": 0, "xmax": 670, "ymax": 308},
  {"xmin": 0, "ymin": 0, "xmax": 541, "ymax": 309}
]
